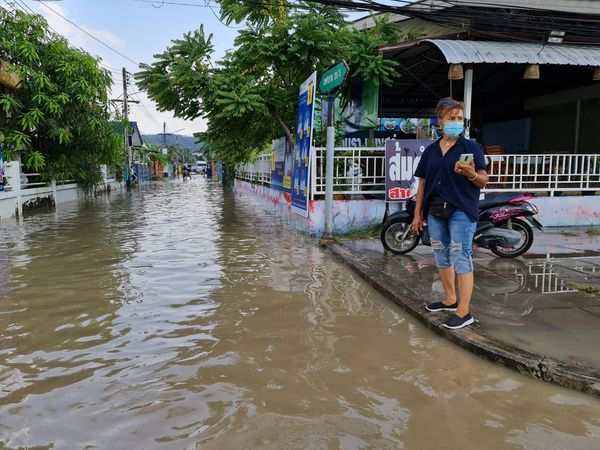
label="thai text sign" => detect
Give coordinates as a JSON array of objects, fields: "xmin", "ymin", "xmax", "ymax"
[
  {"xmin": 271, "ymin": 137, "xmax": 293, "ymax": 192},
  {"xmin": 291, "ymin": 71, "xmax": 317, "ymax": 217},
  {"xmin": 318, "ymin": 61, "xmax": 349, "ymax": 94},
  {"xmin": 385, "ymin": 140, "xmax": 433, "ymax": 202},
  {"xmin": 0, "ymin": 143, "xmax": 4, "ymax": 192}
]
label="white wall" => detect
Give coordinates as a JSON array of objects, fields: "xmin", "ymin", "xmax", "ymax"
[
  {"xmin": 0, "ymin": 160, "xmax": 123, "ymax": 222},
  {"xmin": 235, "ymin": 179, "xmax": 600, "ymax": 234}
]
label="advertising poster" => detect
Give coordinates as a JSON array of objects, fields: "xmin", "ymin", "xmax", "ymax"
[
  {"xmin": 0, "ymin": 143, "xmax": 4, "ymax": 192},
  {"xmin": 380, "ymin": 118, "xmax": 439, "ymax": 139},
  {"xmin": 344, "ymin": 79, "xmax": 379, "ymax": 133},
  {"xmin": 271, "ymin": 137, "xmax": 293, "ymax": 192},
  {"xmin": 385, "ymin": 139, "xmax": 434, "ymax": 202},
  {"xmin": 291, "ymin": 71, "xmax": 317, "ymax": 217}
]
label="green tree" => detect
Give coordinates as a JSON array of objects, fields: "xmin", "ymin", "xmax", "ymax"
[
  {"xmin": 136, "ymin": 3, "xmax": 415, "ymax": 165},
  {"xmin": 136, "ymin": 143, "xmax": 172, "ymax": 167},
  {"xmin": 0, "ymin": 8, "xmax": 123, "ymax": 191}
]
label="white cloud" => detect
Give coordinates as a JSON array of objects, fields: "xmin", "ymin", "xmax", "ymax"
[
  {"xmin": 119, "ymin": 89, "xmax": 208, "ymax": 136},
  {"xmin": 34, "ymin": 3, "xmax": 125, "ymax": 52},
  {"xmin": 27, "ymin": 2, "xmax": 204, "ymax": 136}
]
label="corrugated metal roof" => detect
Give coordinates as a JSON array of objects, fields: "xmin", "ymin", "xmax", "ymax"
[{"xmin": 423, "ymin": 40, "xmax": 600, "ymax": 66}]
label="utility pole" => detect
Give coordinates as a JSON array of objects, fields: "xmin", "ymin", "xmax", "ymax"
[
  {"xmin": 122, "ymin": 67, "xmax": 133, "ymax": 189},
  {"xmin": 161, "ymin": 123, "xmax": 186, "ymax": 177},
  {"xmin": 323, "ymin": 92, "xmax": 336, "ymax": 237},
  {"xmin": 319, "ymin": 61, "xmax": 349, "ymax": 238}
]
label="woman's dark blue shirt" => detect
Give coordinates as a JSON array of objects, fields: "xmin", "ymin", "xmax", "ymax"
[{"xmin": 414, "ymin": 135, "xmax": 486, "ymax": 222}]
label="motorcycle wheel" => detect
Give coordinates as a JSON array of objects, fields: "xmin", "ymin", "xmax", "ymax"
[
  {"xmin": 490, "ymin": 218, "xmax": 534, "ymax": 258},
  {"xmin": 381, "ymin": 220, "xmax": 420, "ymax": 254}
]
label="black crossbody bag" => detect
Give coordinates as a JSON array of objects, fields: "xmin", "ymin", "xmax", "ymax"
[{"xmin": 429, "ymin": 197, "xmax": 456, "ymax": 219}]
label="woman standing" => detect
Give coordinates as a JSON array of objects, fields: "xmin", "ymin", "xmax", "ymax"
[{"xmin": 412, "ymin": 98, "xmax": 489, "ymax": 330}]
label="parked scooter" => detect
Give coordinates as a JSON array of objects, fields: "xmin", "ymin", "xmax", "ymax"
[{"xmin": 381, "ymin": 191, "xmax": 543, "ymax": 258}]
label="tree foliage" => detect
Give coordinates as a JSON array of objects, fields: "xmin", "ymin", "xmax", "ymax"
[
  {"xmin": 136, "ymin": 143, "xmax": 172, "ymax": 167},
  {"xmin": 137, "ymin": 2, "xmax": 418, "ymax": 165},
  {"xmin": 0, "ymin": 8, "xmax": 123, "ymax": 191}
]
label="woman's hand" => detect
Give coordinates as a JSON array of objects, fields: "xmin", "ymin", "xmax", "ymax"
[
  {"xmin": 412, "ymin": 214, "xmax": 425, "ymax": 235},
  {"xmin": 454, "ymin": 160, "xmax": 476, "ymax": 179}
]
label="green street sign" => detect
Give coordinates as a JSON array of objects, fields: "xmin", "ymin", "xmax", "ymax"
[{"xmin": 319, "ymin": 61, "xmax": 349, "ymax": 94}]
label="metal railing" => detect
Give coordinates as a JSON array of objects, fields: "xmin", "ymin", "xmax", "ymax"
[
  {"xmin": 237, "ymin": 153, "xmax": 272, "ymax": 185},
  {"xmin": 312, "ymin": 146, "xmax": 386, "ymax": 197},
  {"xmin": 485, "ymin": 154, "xmax": 600, "ymax": 193},
  {"xmin": 235, "ymin": 149, "xmax": 600, "ymax": 198},
  {"xmin": 528, "ymin": 262, "xmax": 579, "ymax": 295},
  {"xmin": 20, "ymin": 172, "xmax": 50, "ymax": 189}
]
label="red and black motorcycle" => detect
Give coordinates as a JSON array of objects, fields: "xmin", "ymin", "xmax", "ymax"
[{"xmin": 381, "ymin": 192, "xmax": 543, "ymax": 258}]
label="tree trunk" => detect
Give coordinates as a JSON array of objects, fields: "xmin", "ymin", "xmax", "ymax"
[{"xmin": 268, "ymin": 104, "xmax": 294, "ymax": 149}]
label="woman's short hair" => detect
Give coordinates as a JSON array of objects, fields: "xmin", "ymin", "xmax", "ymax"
[{"xmin": 436, "ymin": 98, "xmax": 464, "ymax": 119}]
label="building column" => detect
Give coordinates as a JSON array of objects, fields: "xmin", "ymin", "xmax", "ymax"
[{"xmin": 463, "ymin": 66, "xmax": 474, "ymax": 139}]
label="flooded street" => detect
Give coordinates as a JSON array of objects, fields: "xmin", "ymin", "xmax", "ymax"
[{"xmin": 2, "ymin": 180, "xmax": 600, "ymax": 449}]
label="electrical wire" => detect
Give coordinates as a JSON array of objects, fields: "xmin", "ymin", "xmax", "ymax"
[
  {"xmin": 132, "ymin": 0, "xmax": 220, "ymax": 7},
  {"xmin": 370, "ymin": 0, "xmax": 600, "ymax": 44},
  {"xmin": 131, "ymin": 0, "xmax": 364, "ymax": 15},
  {"xmin": 437, "ymin": 0, "xmax": 600, "ymax": 15},
  {"xmin": 6, "ymin": 1, "xmax": 129, "ymax": 79},
  {"xmin": 131, "ymin": 92, "xmax": 163, "ymax": 127},
  {"xmin": 426, "ymin": 6, "xmax": 600, "ymax": 34},
  {"xmin": 34, "ymin": 0, "xmax": 140, "ymax": 65},
  {"xmin": 205, "ymin": 0, "xmax": 245, "ymax": 29}
]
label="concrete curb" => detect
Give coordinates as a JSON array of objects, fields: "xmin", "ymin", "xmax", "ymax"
[{"xmin": 325, "ymin": 241, "xmax": 600, "ymax": 398}]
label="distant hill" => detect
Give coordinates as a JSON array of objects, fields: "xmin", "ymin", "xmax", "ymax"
[{"xmin": 142, "ymin": 134, "xmax": 203, "ymax": 151}]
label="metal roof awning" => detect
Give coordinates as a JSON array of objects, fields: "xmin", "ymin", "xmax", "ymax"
[
  {"xmin": 421, "ymin": 39, "xmax": 600, "ymax": 67},
  {"xmin": 379, "ymin": 38, "xmax": 600, "ymax": 117}
]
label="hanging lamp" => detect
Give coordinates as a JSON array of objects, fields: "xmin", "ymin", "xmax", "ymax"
[
  {"xmin": 448, "ymin": 64, "xmax": 464, "ymax": 80},
  {"xmin": 523, "ymin": 64, "xmax": 540, "ymax": 80}
]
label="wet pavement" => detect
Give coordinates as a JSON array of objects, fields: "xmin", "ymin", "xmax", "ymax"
[
  {"xmin": 339, "ymin": 227, "xmax": 600, "ymax": 372},
  {"xmin": 2, "ymin": 180, "xmax": 600, "ymax": 448}
]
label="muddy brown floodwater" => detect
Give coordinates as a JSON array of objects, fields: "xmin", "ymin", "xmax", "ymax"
[{"xmin": 1, "ymin": 179, "xmax": 600, "ymax": 449}]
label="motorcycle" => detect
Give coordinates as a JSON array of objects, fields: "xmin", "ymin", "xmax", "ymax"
[{"xmin": 381, "ymin": 191, "xmax": 543, "ymax": 258}]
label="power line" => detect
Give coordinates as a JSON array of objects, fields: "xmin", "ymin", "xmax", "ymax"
[
  {"xmin": 33, "ymin": 0, "xmax": 140, "ymax": 66},
  {"xmin": 206, "ymin": 1, "xmax": 245, "ymax": 29},
  {"xmin": 131, "ymin": 0, "xmax": 369, "ymax": 14},
  {"xmin": 5, "ymin": 1, "xmax": 130, "ymax": 78},
  {"xmin": 132, "ymin": 0, "xmax": 221, "ymax": 7},
  {"xmin": 404, "ymin": 6, "xmax": 600, "ymax": 43},
  {"xmin": 437, "ymin": 0, "xmax": 600, "ymax": 14},
  {"xmin": 131, "ymin": 93, "xmax": 163, "ymax": 127}
]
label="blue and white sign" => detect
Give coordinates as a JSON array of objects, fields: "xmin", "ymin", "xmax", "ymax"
[
  {"xmin": 271, "ymin": 136, "xmax": 293, "ymax": 193},
  {"xmin": 291, "ymin": 71, "xmax": 317, "ymax": 217},
  {"xmin": 0, "ymin": 143, "xmax": 4, "ymax": 192}
]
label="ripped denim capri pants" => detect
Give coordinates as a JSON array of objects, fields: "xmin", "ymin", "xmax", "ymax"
[{"xmin": 427, "ymin": 210, "xmax": 477, "ymax": 274}]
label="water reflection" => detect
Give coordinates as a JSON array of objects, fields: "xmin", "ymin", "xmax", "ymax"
[{"xmin": 1, "ymin": 180, "xmax": 600, "ymax": 449}]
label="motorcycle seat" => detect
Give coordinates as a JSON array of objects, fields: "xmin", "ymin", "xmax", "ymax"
[{"xmin": 479, "ymin": 192, "xmax": 528, "ymax": 210}]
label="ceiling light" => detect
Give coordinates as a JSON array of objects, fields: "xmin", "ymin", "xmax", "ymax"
[
  {"xmin": 523, "ymin": 64, "xmax": 540, "ymax": 80},
  {"xmin": 448, "ymin": 64, "xmax": 464, "ymax": 80}
]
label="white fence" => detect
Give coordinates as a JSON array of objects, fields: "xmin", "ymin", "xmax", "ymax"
[
  {"xmin": 236, "ymin": 153, "xmax": 272, "ymax": 185},
  {"xmin": 312, "ymin": 146, "xmax": 385, "ymax": 197},
  {"xmin": 236, "ymin": 148, "xmax": 600, "ymax": 198},
  {"xmin": 1, "ymin": 160, "xmax": 118, "ymax": 220}
]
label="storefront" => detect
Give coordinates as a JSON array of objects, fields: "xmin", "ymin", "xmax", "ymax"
[{"xmin": 380, "ymin": 39, "xmax": 600, "ymax": 156}]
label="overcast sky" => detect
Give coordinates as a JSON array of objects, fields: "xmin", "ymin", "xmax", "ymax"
[{"xmin": 13, "ymin": 0, "xmax": 241, "ymax": 136}]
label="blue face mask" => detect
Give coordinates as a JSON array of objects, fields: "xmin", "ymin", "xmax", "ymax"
[{"xmin": 443, "ymin": 122, "xmax": 464, "ymax": 138}]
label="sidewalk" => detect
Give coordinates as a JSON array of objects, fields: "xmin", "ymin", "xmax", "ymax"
[{"xmin": 325, "ymin": 227, "xmax": 600, "ymax": 396}]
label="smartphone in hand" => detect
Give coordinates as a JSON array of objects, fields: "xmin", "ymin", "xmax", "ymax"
[{"xmin": 458, "ymin": 153, "xmax": 474, "ymax": 165}]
